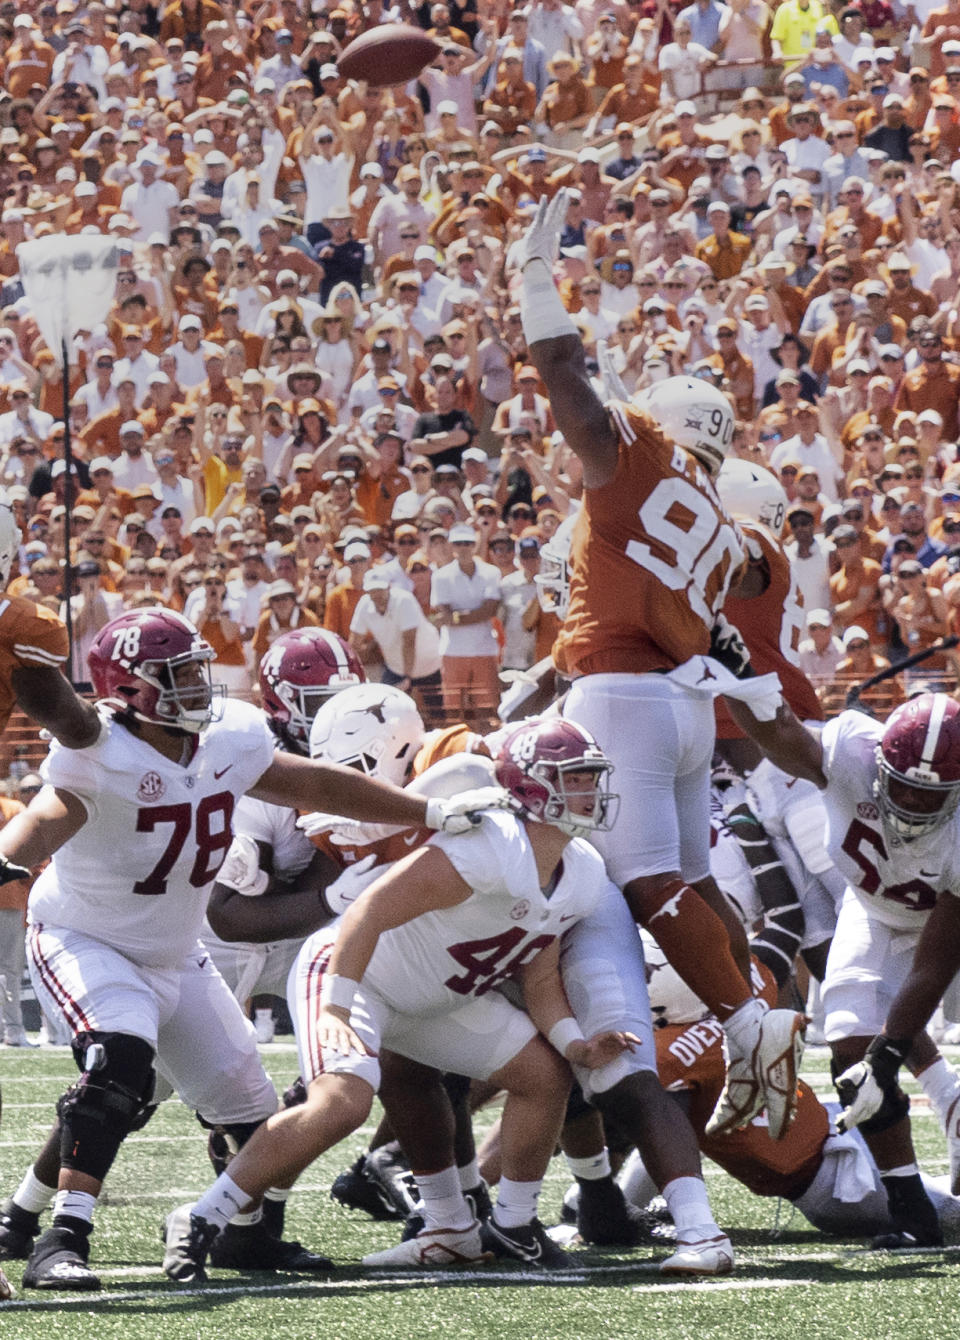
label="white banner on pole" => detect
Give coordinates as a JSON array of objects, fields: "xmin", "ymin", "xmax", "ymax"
[{"xmin": 16, "ymin": 235, "xmax": 120, "ymax": 364}]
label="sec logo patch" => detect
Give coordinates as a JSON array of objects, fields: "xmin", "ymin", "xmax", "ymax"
[
  {"xmin": 138, "ymin": 771, "xmax": 165, "ymax": 803},
  {"xmin": 510, "ymin": 899, "xmax": 530, "ymax": 921},
  {"xmin": 857, "ymin": 801, "xmax": 879, "ymax": 820}
]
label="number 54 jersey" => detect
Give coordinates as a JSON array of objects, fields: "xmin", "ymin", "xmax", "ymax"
[
  {"xmin": 555, "ymin": 401, "xmax": 745, "ymax": 679},
  {"xmin": 821, "ymin": 710, "xmax": 960, "ymax": 931},
  {"xmin": 29, "ymin": 699, "xmax": 276, "ymax": 969}
]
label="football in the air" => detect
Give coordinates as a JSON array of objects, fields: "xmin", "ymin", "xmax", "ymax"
[{"xmin": 337, "ymin": 24, "xmax": 441, "ymax": 88}]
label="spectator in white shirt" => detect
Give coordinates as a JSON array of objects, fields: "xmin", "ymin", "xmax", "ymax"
[
  {"xmin": 119, "ymin": 151, "xmax": 180, "ymax": 243},
  {"xmin": 797, "ymin": 607, "xmax": 844, "ymax": 683},
  {"xmin": 299, "ymin": 111, "xmax": 354, "ymax": 230},
  {"xmin": 113, "ymin": 327, "xmax": 160, "ymax": 407},
  {"xmin": 111, "ymin": 422, "xmax": 159, "ymax": 492},
  {"xmin": 430, "ymin": 521, "xmax": 502, "ymax": 719},
  {"xmin": 0, "ymin": 384, "xmax": 54, "ymax": 448},
  {"xmin": 169, "ymin": 316, "xmax": 222, "ymax": 390},
  {"xmin": 151, "ymin": 447, "xmax": 200, "ymax": 527},
  {"xmin": 350, "ymin": 568, "xmax": 442, "ymax": 694}
]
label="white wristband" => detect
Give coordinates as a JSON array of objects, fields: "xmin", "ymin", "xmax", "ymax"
[
  {"xmin": 548, "ymin": 1018, "xmax": 586, "ymax": 1058},
  {"xmin": 424, "ymin": 797, "xmax": 444, "ymax": 831},
  {"xmin": 320, "ymin": 974, "xmax": 360, "ymax": 1013}
]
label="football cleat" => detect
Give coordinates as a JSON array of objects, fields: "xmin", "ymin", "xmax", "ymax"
[
  {"xmin": 163, "ymin": 1205, "xmax": 219, "ymax": 1283},
  {"xmin": 479, "ymin": 1216, "xmax": 573, "ymax": 1270},
  {"xmin": 0, "ymin": 1197, "xmax": 40, "ymax": 1258},
  {"xmin": 330, "ymin": 1154, "xmax": 408, "ymax": 1221},
  {"xmin": 946, "ymin": 1093, "xmax": 960, "ymax": 1196},
  {"xmin": 22, "ymin": 1224, "xmax": 99, "ymax": 1291},
  {"xmin": 756, "ymin": 1008, "xmax": 806, "ymax": 1140},
  {"xmin": 208, "ymin": 1220, "xmax": 332, "ymax": 1273},
  {"xmin": 706, "ymin": 998, "xmax": 767, "ymax": 1137},
  {"xmin": 575, "ymin": 1176, "xmax": 648, "ymax": 1247},
  {"xmin": 659, "ymin": 1231, "xmax": 734, "ymax": 1276},
  {"xmin": 401, "ymin": 1181, "xmax": 491, "ymax": 1243},
  {"xmin": 362, "ymin": 1221, "xmax": 490, "ymax": 1268}
]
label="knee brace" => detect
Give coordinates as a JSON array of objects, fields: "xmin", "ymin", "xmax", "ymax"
[{"xmin": 58, "ymin": 1031, "xmax": 156, "ymax": 1181}]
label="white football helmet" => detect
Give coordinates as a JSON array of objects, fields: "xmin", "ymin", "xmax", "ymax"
[
  {"xmin": 640, "ymin": 930, "xmax": 707, "ymax": 1028},
  {"xmin": 308, "ymin": 683, "xmax": 425, "ymax": 786},
  {"xmin": 535, "ymin": 513, "xmax": 578, "ymax": 619},
  {"xmin": 0, "ymin": 499, "xmax": 19, "ymax": 589},
  {"xmin": 634, "ymin": 375, "xmax": 734, "ymax": 477},
  {"xmin": 716, "ymin": 457, "xmax": 787, "ymax": 538}
]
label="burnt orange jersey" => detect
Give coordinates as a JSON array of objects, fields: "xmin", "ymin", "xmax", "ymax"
[
  {"xmin": 309, "ymin": 724, "xmax": 480, "ymax": 870},
  {"xmin": 715, "ymin": 520, "xmax": 823, "ymax": 740},
  {"xmin": 657, "ymin": 962, "xmax": 828, "ymax": 1200},
  {"xmin": 0, "ymin": 595, "xmax": 69, "ymax": 734},
  {"xmin": 556, "ymin": 402, "xmax": 745, "ymax": 678}
]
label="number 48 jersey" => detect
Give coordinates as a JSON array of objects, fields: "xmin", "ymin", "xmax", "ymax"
[
  {"xmin": 821, "ymin": 710, "xmax": 960, "ymax": 930},
  {"xmin": 555, "ymin": 401, "xmax": 745, "ymax": 679},
  {"xmin": 29, "ymin": 699, "xmax": 276, "ymax": 968}
]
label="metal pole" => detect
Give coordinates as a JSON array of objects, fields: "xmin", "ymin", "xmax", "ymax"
[{"xmin": 60, "ymin": 335, "xmax": 75, "ymax": 684}]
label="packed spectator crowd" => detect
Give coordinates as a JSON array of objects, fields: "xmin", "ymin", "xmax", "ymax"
[{"xmin": 3, "ymin": 0, "xmax": 960, "ymax": 723}]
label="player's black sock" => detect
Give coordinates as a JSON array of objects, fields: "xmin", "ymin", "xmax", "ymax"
[{"xmin": 878, "ymin": 1172, "xmax": 942, "ymax": 1247}]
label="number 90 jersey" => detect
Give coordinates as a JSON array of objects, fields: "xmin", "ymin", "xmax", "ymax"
[
  {"xmin": 28, "ymin": 699, "xmax": 277, "ymax": 969},
  {"xmin": 821, "ymin": 711, "xmax": 960, "ymax": 930},
  {"xmin": 555, "ymin": 402, "xmax": 745, "ymax": 678}
]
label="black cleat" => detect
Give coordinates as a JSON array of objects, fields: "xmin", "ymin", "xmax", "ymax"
[
  {"xmin": 260, "ymin": 1196, "xmax": 287, "ymax": 1240},
  {"xmin": 209, "ymin": 1220, "xmax": 332, "ymax": 1273},
  {"xmin": 479, "ymin": 1216, "xmax": 573, "ymax": 1269},
  {"xmin": 22, "ymin": 1223, "xmax": 99, "ymax": 1291},
  {"xmin": 0, "ymin": 1197, "xmax": 41, "ymax": 1259},
  {"xmin": 331, "ymin": 1154, "xmax": 408, "ymax": 1221},
  {"xmin": 465, "ymin": 1180, "xmax": 493, "ymax": 1224},
  {"xmin": 163, "ymin": 1204, "xmax": 219, "ymax": 1283},
  {"xmin": 576, "ymin": 1176, "xmax": 645, "ymax": 1246}
]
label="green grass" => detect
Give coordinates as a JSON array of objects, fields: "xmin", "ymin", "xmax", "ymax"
[{"xmin": 2, "ymin": 1042, "xmax": 960, "ymax": 1339}]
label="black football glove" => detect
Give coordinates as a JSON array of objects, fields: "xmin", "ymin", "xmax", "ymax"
[
  {"xmin": 835, "ymin": 1033, "xmax": 911, "ymax": 1134},
  {"xmin": 0, "ymin": 855, "xmax": 30, "ymax": 885},
  {"xmin": 709, "ymin": 613, "xmax": 753, "ymax": 679}
]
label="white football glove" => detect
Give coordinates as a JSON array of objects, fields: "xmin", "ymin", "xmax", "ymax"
[
  {"xmin": 297, "ymin": 810, "xmax": 344, "ymax": 839},
  {"xmin": 834, "ymin": 1060, "xmax": 885, "ymax": 1133},
  {"xmin": 424, "ymin": 787, "xmax": 516, "ymax": 834},
  {"xmin": 322, "ymin": 854, "xmax": 386, "ymax": 917},
  {"xmin": 216, "ymin": 834, "xmax": 269, "ymax": 898},
  {"xmin": 518, "ymin": 189, "xmax": 569, "ymax": 272}
]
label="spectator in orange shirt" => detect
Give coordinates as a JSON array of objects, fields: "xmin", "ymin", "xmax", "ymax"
[{"xmin": 323, "ymin": 539, "xmax": 372, "ymax": 642}]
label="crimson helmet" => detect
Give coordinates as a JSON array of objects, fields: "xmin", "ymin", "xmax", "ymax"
[
  {"xmin": 876, "ymin": 693, "xmax": 960, "ymax": 841},
  {"xmin": 259, "ymin": 627, "xmax": 365, "ymax": 752},
  {"xmin": 494, "ymin": 717, "xmax": 618, "ymax": 837},
  {"xmin": 88, "ymin": 609, "xmax": 224, "ymax": 734}
]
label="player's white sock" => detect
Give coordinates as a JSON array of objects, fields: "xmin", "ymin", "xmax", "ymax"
[
  {"xmin": 493, "ymin": 1177, "xmax": 542, "ymax": 1229},
  {"xmin": 231, "ymin": 1206, "xmax": 264, "ymax": 1227},
  {"xmin": 13, "ymin": 1168, "xmax": 55, "ymax": 1215},
  {"xmin": 662, "ymin": 1175, "xmax": 721, "ymax": 1241},
  {"xmin": 264, "ymin": 1187, "xmax": 289, "ymax": 1205},
  {"xmin": 193, "ymin": 1173, "xmax": 254, "ymax": 1230},
  {"xmin": 416, "ymin": 1166, "xmax": 474, "ymax": 1231},
  {"xmin": 916, "ymin": 1055, "xmax": 960, "ymax": 1126},
  {"xmin": 566, "ymin": 1149, "xmax": 612, "ymax": 1181},
  {"xmin": 457, "ymin": 1158, "xmax": 481, "ymax": 1191},
  {"xmin": 53, "ymin": 1189, "xmax": 96, "ymax": 1227}
]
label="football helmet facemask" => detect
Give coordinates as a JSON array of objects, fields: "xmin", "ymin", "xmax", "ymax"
[
  {"xmin": 535, "ymin": 514, "xmax": 577, "ymax": 619},
  {"xmin": 875, "ymin": 692, "xmax": 960, "ymax": 842},
  {"xmin": 494, "ymin": 717, "xmax": 619, "ymax": 837},
  {"xmin": 634, "ymin": 375, "xmax": 734, "ymax": 477},
  {"xmin": 309, "ymin": 683, "xmax": 425, "ymax": 786},
  {"xmin": 259, "ymin": 627, "xmax": 365, "ymax": 753},
  {"xmin": 88, "ymin": 609, "xmax": 224, "ymax": 734}
]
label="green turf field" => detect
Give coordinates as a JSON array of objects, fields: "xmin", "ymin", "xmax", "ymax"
[{"xmin": 1, "ymin": 1041, "xmax": 959, "ymax": 1340}]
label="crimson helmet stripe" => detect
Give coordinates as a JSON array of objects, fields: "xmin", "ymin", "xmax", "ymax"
[{"xmin": 920, "ymin": 693, "xmax": 948, "ymax": 771}]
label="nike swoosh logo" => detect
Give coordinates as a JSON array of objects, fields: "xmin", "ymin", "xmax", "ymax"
[
  {"xmin": 920, "ymin": 870, "xmax": 938, "ymax": 878},
  {"xmin": 559, "ymin": 914, "xmax": 576, "ymax": 923},
  {"xmin": 214, "ymin": 766, "xmax": 232, "ymax": 779},
  {"xmin": 785, "ymin": 778, "xmax": 798, "ymax": 789},
  {"xmin": 402, "ymin": 833, "xmax": 418, "ymax": 846}
]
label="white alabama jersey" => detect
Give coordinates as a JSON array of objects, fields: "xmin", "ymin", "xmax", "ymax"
[
  {"xmin": 821, "ymin": 711, "xmax": 960, "ymax": 930},
  {"xmin": 30, "ymin": 699, "xmax": 276, "ymax": 967},
  {"xmin": 232, "ymin": 793, "xmax": 315, "ymax": 878},
  {"xmin": 362, "ymin": 809, "xmax": 608, "ymax": 1017}
]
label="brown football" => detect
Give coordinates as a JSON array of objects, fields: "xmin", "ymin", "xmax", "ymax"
[{"xmin": 337, "ymin": 25, "xmax": 441, "ymax": 88}]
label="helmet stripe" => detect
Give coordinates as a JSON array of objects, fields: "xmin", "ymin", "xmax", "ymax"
[
  {"xmin": 316, "ymin": 629, "xmax": 349, "ymax": 674},
  {"xmin": 920, "ymin": 693, "xmax": 948, "ymax": 770}
]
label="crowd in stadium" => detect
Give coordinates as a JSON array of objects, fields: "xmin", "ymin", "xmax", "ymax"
[{"xmin": 0, "ymin": 0, "xmax": 956, "ymax": 720}]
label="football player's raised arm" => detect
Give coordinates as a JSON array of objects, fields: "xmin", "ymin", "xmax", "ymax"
[
  {"xmin": 12, "ymin": 665, "xmax": 102, "ymax": 750},
  {"xmin": 0, "ymin": 784, "xmax": 87, "ymax": 872},
  {"xmin": 519, "ymin": 192, "xmax": 618, "ymax": 488}
]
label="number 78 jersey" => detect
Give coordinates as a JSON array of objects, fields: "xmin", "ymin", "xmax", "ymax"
[
  {"xmin": 555, "ymin": 401, "xmax": 745, "ymax": 678},
  {"xmin": 821, "ymin": 711, "xmax": 960, "ymax": 930},
  {"xmin": 28, "ymin": 699, "xmax": 277, "ymax": 969}
]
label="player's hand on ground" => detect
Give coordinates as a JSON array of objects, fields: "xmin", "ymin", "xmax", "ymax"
[
  {"xmin": 317, "ymin": 1008, "xmax": 372, "ymax": 1058},
  {"xmin": 567, "ymin": 1030, "xmax": 640, "ymax": 1070},
  {"xmin": 424, "ymin": 788, "xmax": 517, "ymax": 834},
  {"xmin": 519, "ymin": 189, "xmax": 569, "ymax": 271}
]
